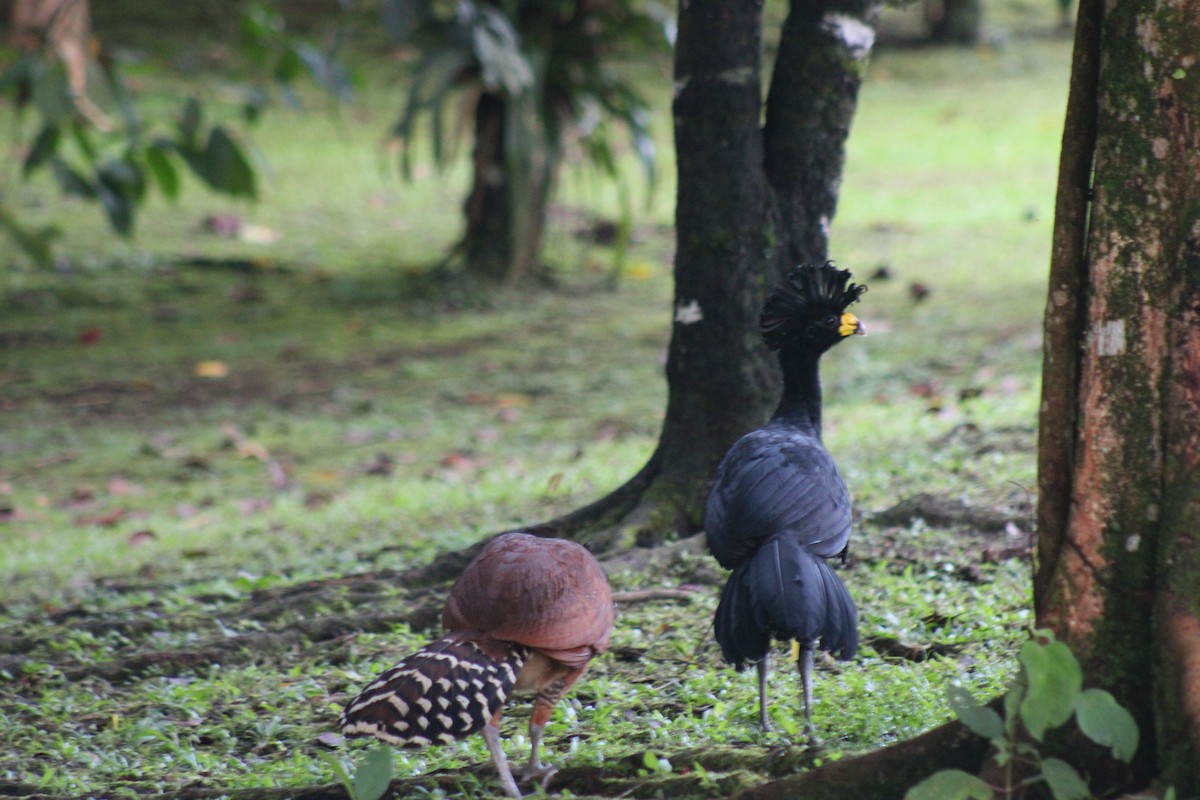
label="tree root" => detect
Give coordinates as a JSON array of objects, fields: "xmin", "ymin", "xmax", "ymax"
[
  {"xmin": 872, "ymin": 493, "xmax": 1031, "ymax": 534},
  {"xmin": 731, "ymin": 718, "xmax": 990, "ymax": 800}
]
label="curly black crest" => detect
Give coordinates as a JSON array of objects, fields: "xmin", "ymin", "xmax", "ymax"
[{"xmin": 760, "ymin": 263, "xmax": 866, "ymax": 351}]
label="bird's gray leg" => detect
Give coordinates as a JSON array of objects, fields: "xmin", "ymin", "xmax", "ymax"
[
  {"xmin": 798, "ymin": 642, "xmax": 820, "ymax": 744},
  {"xmin": 521, "ymin": 721, "xmax": 558, "ymax": 787},
  {"xmin": 757, "ymin": 653, "xmax": 772, "ymax": 731},
  {"xmin": 482, "ymin": 722, "xmax": 523, "ymax": 799},
  {"xmin": 520, "ymin": 677, "xmax": 566, "ymax": 786}
]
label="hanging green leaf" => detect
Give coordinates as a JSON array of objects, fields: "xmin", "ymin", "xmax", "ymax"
[
  {"xmin": 23, "ymin": 124, "xmax": 61, "ymax": 177},
  {"xmin": 51, "ymin": 158, "xmax": 96, "ymax": 200},
  {"xmin": 1074, "ymin": 688, "xmax": 1139, "ymax": 762},
  {"xmin": 186, "ymin": 126, "xmax": 258, "ymax": 200},
  {"xmin": 145, "ymin": 142, "xmax": 181, "ymax": 200},
  {"xmin": 1040, "ymin": 757, "xmax": 1091, "ymax": 800},
  {"xmin": 947, "ymin": 684, "xmax": 1004, "ymax": 741},
  {"xmin": 96, "ymin": 180, "xmax": 135, "ymax": 236}
]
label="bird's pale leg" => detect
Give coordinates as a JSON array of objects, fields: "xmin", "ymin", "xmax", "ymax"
[
  {"xmin": 482, "ymin": 720, "xmax": 522, "ymax": 799},
  {"xmin": 757, "ymin": 654, "xmax": 772, "ymax": 731},
  {"xmin": 798, "ymin": 642, "xmax": 819, "ymax": 744}
]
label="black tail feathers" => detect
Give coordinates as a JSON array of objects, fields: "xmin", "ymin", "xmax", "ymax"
[
  {"xmin": 340, "ymin": 634, "xmax": 527, "ymax": 747},
  {"xmin": 714, "ymin": 536, "xmax": 857, "ymax": 670}
]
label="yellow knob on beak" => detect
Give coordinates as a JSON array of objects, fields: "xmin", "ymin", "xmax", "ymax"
[{"xmin": 839, "ymin": 312, "xmax": 865, "ymax": 337}]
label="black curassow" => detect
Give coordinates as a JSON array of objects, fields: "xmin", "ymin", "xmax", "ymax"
[{"xmin": 705, "ymin": 263, "xmax": 865, "ymax": 739}]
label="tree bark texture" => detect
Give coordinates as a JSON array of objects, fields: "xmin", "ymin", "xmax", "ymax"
[
  {"xmin": 1034, "ymin": 0, "xmax": 1200, "ymax": 792},
  {"xmin": 764, "ymin": 0, "xmax": 880, "ymax": 266}
]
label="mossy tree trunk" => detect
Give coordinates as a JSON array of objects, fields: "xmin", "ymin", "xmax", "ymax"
[
  {"xmin": 533, "ymin": 0, "xmax": 880, "ymax": 550},
  {"xmin": 1035, "ymin": 0, "xmax": 1200, "ymax": 792}
]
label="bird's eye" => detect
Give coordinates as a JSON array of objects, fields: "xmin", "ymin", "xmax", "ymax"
[{"xmin": 820, "ymin": 314, "xmax": 839, "ymax": 329}]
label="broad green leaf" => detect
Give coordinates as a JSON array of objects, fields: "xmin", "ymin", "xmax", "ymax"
[
  {"xmin": 51, "ymin": 159, "xmax": 96, "ymax": 200},
  {"xmin": 96, "ymin": 180, "xmax": 135, "ymax": 236},
  {"xmin": 1041, "ymin": 757, "xmax": 1091, "ymax": 800},
  {"xmin": 947, "ymin": 684, "xmax": 1004, "ymax": 740},
  {"xmin": 23, "ymin": 124, "xmax": 60, "ymax": 177},
  {"xmin": 70, "ymin": 121, "xmax": 98, "ymax": 162},
  {"xmin": 145, "ymin": 143, "xmax": 181, "ymax": 200},
  {"xmin": 200, "ymin": 127, "xmax": 258, "ymax": 199},
  {"xmin": 1019, "ymin": 638, "xmax": 1081, "ymax": 740},
  {"xmin": 904, "ymin": 769, "xmax": 994, "ymax": 800},
  {"xmin": 99, "ymin": 157, "xmax": 146, "ymax": 199},
  {"xmin": 353, "ymin": 743, "xmax": 393, "ymax": 800},
  {"xmin": 1074, "ymin": 688, "xmax": 1139, "ymax": 762}
]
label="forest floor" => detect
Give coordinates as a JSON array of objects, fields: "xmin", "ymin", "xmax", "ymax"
[{"xmin": 0, "ymin": 3, "xmax": 1072, "ymax": 798}]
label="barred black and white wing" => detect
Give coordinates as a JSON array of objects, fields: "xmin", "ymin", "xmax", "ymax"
[{"xmin": 339, "ymin": 634, "xmax": 528, "ymax": 747}]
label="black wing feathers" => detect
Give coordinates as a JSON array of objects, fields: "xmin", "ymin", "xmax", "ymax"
[{"xmin": 705, "ymin": 425, "xmax": 852, "ymax": 569}]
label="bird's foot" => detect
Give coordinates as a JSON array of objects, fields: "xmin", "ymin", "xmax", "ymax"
[{"xmin": 519, "ymin": 761, "xmax": 558, "ymax": 790}]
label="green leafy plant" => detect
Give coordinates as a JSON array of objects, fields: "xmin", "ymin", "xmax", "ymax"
[
  {"xmin": 0, "ymin": 2, "xmax": 347, "ymax": 266},
  {"xmin": 906, "ymin": 631, "xmax": 1139, "ymax": 800},
  {"xmin": 381, "ymin": 0, "xmax": 671, "ymax": 280},
  {"xmin": 324, "ymin": 743, "xmax": 394, "ymax": 800}
]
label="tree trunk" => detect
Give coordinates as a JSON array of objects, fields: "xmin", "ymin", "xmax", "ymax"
[
  {"xmin": 1035, "ymin": 0, "xmax": 1200, "ymax": 793},
  {"xmin": 925, "ymin": 0, "xmax": 982, "ymax": 45},
  {"xmin": 530, "ymin": 0, "xmax": 879, "ymax": 550},
  {"xmin": 460, "ymin": 91, "xmax": 554, "ymax": 283}
]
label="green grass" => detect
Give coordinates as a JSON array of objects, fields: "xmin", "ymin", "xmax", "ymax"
[{"xmin": 0, "ymin": 6, "xmax": 1068, "ymax": 796}]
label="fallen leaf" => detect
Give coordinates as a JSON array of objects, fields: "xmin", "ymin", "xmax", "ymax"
[
  {"xmin": 77, "ymin": 508, "xmax": 127, "ymax": 527},
  {"xmin": 107, "ymin": 477, "xmax": 140, "ymax": 497},
  {"xmin": 304, "ymin": 490, "xmax": 334, "ymax": 509},
  {"xmin": 624, "ymin": 261, "xmax": 655, "ymax": 280},
  {"xmin": 364, "ymin": 453, "xmax": 394, "ymax": 476},
  {"xmin": 127, "ymin": 530, "xmax": 157, "ymax": 547},
  {"xmin": 238, "ymin": 441, "xmax": 270, "ymax": 461},
  {"xmin": 909, "ymin": 282, "xmax": 932, "ymax": 302},
  {"xmin": 194, "ymin": 361, "xmax": 229, "ymax": 379}
]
